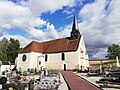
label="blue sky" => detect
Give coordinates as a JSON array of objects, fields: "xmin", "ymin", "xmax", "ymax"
[
  {"xmin": 0, "ymin": 0, "xmax": 120, "ymax": 59},
  {"xmin": 9, "ymin": 0, "xmax": 96, "ymax": 30}
]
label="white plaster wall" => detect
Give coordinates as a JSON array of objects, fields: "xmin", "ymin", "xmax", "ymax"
[
  {"xmin": 65, "ymin": 51, "xmax": 79, "ymax": 70},
  {"xmin": 17, "ymin": 53, "xmax": 31, "ymax": 71},
  {"xmin": 45, "ymin": 53, "xmax": 63, "ymax": 70},
  {"xmin": 38, "ymin": 54, "xmax": 45, "ymax": 70},
  {"xmin": 17, "ymin": 51, "xmax": 82, "ymax": 71},
  {"xmin": 0, "ymin": 65, "xmax": 14, "ymax": 72},
  {"xmin": 85, "ymin": 54, "xmax": 89, "ymax": 67},
  {"xmin": 77, "ymin": 35, "xmax": 89, "ymax": 69},
  {"xmin": 45, "ymin": 51, "xmax": 80, "ymax": 70},
  {"xmin": 30, "ymin": 52, "xmax": 42, "ymax": 70},
  {"xmin": 17, "ymin": 52, "xmax": 42, "ymax": 71}
]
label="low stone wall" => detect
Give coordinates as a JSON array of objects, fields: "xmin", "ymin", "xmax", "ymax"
[
  {"xmin": 89, "ymin": 59, "xmax": 120, "ymax": 69},
  {"xmin": 0, "ymin": 65, "xmax": 15, "ymax": 72}
]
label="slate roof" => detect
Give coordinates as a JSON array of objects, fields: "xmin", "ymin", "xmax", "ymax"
[
  {"xmin": 19, "ymin": 41, "xmax": 43, "ymax": 53},
  {"xmin": 19, "ymin": 36, "xmax": 81, "ymax": 54}
]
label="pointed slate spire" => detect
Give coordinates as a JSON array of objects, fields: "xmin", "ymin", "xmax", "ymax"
[
  {"xmin": 72, "ymin": 15, "xmax": 79, "ymax": 31},
  {"xmin": 70, "ymin": 15, "xmax": 80, "ymax": 39}
]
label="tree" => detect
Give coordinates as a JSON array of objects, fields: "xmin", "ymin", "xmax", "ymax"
[
  {"xmin": 0, "ymin": 37, "xmax": 20, "ymax": 63},
  {"xmin": 0, "ymin": 37, "xmax": 9, "ymax": 61},
  {"xmin": 106, "ymin": 44, "xmax": 120, "ymax": 59},
  {"xmin": 7, "ymin": 38, "xmax": 20, "ymax": 63}
]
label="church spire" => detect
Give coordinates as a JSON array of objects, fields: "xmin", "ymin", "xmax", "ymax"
[
  {"xmin": 72, "ymin": 15, "xmax": 79, "ymax": 31},
  {"xmin": 70, "ymin": 15, "xmax": 80, "ymax": 39}
]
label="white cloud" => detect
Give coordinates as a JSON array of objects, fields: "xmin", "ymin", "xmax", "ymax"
[
  {"xmin": 27, "ymin": 22, "xmax": 59, "ymax": 41},
  {"xmin": 0, "ymin": 1, "xmax": 32, "ymax": 30},
  {"xmin": 29, "ymin": 0, "xmax": 75, "ymax": 16},
  {"xmin": 29, "ymin": 18, "xmax": 47, "ymax": 27},
  {"xmin": 0, "ymin": 34, "xmax": 32, "ymax": 47},
  {"xmin": 79, "ymin": 0, "xmax": 120, "ymax": 59},
  {"xmin": 58, "ymin": 23, "xmax": 72, "ymax": 38},
  {"xmin": 27, "ymin": 27, "xmax": 46, "ymax": 41},
  {"xmin": 45, "ymin": 23, "xmax": 59, "ymax": 39},
  {"xmin": 0, "ymin": 0, "xmax": 76, "ymax": 47}
]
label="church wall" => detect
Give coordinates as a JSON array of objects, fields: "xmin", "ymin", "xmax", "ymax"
[
  {"xmin": 17, "ymin": 53, "xmax": 32, "ymax": 71},
  {"xmin": 45, "ymin": 53, "xmax": 62, "ymax": 70},
  {"xmin": 17, "ymin": 52, "xmax": 42, "ymax": 71},
  {"xmin": 78, "ymin": 36, "xmax": 89, "ymax": 70},
  {"xmin": 30, "ymin": 52, "xmax": 42, "ymax": 70},
  {"xmin": 44, "ymin": 51, "xmax": 80, "ymax": 70},
  {"xmin": 65, "ymin": 51, "xmax": 79, "ymax": 70}
]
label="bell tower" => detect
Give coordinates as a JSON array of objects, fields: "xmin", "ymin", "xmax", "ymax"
[{"xmin": 70, "ymin": 15, "xmax": 80, "ymax": 39}]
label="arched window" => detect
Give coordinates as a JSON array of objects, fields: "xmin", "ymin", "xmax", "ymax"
[
  {"xmin": 39, "ymin": 61, "xmax": 41, "ymax": 65},
  {"xmin": 45, "ymin": 54, "xmax": 48, "ymax": 62},
  {"xmin": 61, "ymin": 53, "xmax": 65, "ymax": 60}
]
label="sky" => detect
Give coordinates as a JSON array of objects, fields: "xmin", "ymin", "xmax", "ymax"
[{"xmin": 0, "ymin": 0, "xmax": 120, "ymax": 59}]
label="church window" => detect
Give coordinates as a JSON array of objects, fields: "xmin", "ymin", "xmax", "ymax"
[
  {"xmin": 39, "ymin": 61, "xmax": 41, "ymax": 65},
  {"xmin": 80, "ymin": 57, "xmax": 84, "ymax": 59},
  {"xmin": 45, "ymin": 54, "xmax": 48, "ymax": 62},
  {"xmin": 22, "ymin": 54, "xmax": 27, "ymax": 62},
  {"xmin": 80, "ymin": 51, "xmax": 83, "ymax": 53},
  {"xmin": 61, "ymin": 53, "xmax": 65, "ymax": 60}
]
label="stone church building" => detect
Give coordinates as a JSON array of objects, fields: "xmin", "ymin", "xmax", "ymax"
[{"xmin": 16, "ymin": 16, "xmax": 89, "ymax": 71}]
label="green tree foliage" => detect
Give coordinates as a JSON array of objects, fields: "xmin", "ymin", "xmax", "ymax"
[
  {"xmin": 7, "ymin": 38, "xmax": 20, "ymax": 63},
  {"xmin": 106, "ymin": 44, "xmax": 120, "ymax": 59},
  {"xmin": 0, "ymin": 37, "xmax": 20, "ymax": 63},
  {"xmin": 0, "ymin": 37, "xmax": 9, "ymax": 61}
]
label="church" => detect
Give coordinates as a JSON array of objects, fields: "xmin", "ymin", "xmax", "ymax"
[{"xmin": 16, "ymin": 16, "xmax": 89, "ymax": 71}]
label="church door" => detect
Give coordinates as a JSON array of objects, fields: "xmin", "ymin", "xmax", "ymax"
[{"xmin": 64, "ymin": 64, "xmax": 67, "ymax": 71}]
